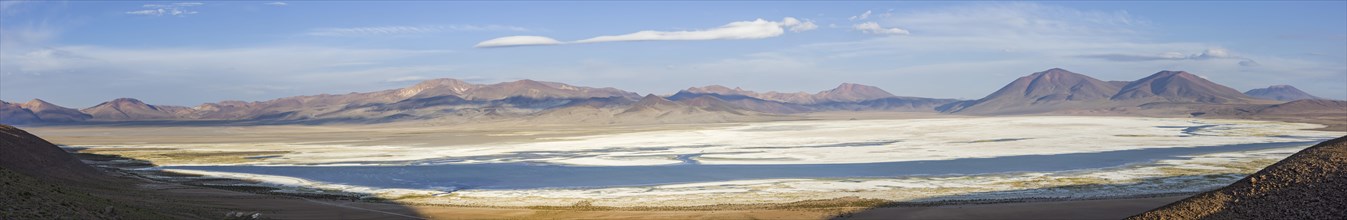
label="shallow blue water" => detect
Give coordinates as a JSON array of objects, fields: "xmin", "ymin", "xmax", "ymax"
[{"xmin": 164, "ymin": 140, "xmax": 1320, "ymax": 191}]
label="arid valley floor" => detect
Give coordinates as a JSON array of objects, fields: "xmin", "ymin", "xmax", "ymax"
[{"xmin": 13, "ymin": 112, "xmax": 1344, "ymax": 219}]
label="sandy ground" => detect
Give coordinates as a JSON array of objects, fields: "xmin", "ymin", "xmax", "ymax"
[
  {"xmin": 841, "ymin": 196, "xmax": 1188, "ymax": 220},
  {"xmin": 411, "ymin": 206, "xmax": 852, "ymax": 220},
  {"xmin": 328, "ymin": 196, "xmax": 1186, "ymax": 220}
]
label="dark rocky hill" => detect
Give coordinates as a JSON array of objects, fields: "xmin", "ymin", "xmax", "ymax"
[{"xmin": 1129, "ymin": 136, "xmax": 1347, "ymax": 219}]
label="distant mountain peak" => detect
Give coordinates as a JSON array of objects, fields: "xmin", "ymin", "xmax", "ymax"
[
  {"xmin": 1039, "ymin": 67, "xmax": 1074, "ymax": 74},
  {"xmin": 412, "ymin": 78, "xmax": 470, "ymax": 87},
  {"xmin": 832, "ymin": 82, "xmax": 876, "ymax": 89},
  {"xmin": 1246, "ymin": 84, "xmax": 1322, "ymax": 101},
  {"xmin": 1111, "ymin": 70, "xmax": 1258, "ymax": 104},
  {"xmin": 817, "ymin": 83, "xmax": 895, "ymax": 102},
  {"xmin": 82, "ymin": 98, "xmax": 181, "ymax": 120},
  {"xmin": 943, "ymin": 68, "xmax": 1120, "ymax": 114},
  {"xmin": 624, "ymin": 94, "xmax": 681, "ymax": 113},
  {"xmin": 108, "ymin": 98, "xmax": 148, "ymax": 105},
  {"xmin": 683, "ymin": 83, "xmax": 898, "ymax": 104},
  {"xmin": 687, "ymin": 85, "xmax": 749, "ymax": 95},
  {"xmin": 504, "ymin": 79, "xmax": 553, "ymax": 88},
  {"xmin": 7, "ymin": 98, "xmax": 91, "ymax": 123},
  {"xmin": 398, "ymin": 78, "xmax": 476, "ymax": 98},
  {"xmin": 22, "ymin": 99, "xmax": 57, "ymax": 108}
]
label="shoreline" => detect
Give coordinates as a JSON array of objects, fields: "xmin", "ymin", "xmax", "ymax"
[
  {"xmin": 73, "ymin": 139, "xmax": 1310, "ymax": 209},
  {"xmin": 79, "ymin": 148, "xmax": 1203, "ymax": 214}
]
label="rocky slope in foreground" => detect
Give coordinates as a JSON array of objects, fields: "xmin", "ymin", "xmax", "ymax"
[
  {"xmin": 1129, "ymin": 135, "xmax": 1347, "ymax": 219},
  {"xmin": 1, "ymin": 124, "xmax": 165, "ymax": 219},
  {"xmin": 0, "ymin": 125, "xmax": 107, "ymax": 182},
  {"xmin": 1, "ymin": 124, "xmax": 426, "ymax": 219}
]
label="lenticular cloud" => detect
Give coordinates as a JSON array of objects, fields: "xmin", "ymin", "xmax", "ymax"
[{"xmin": 475, "ymin": 17, "xmax": 816, "ymax": 48}]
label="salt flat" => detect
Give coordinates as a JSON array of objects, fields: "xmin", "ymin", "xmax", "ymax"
[
  {"xmin": 441, "ymin": 116, "xmax": 1336, "ymax": 166},
  {"xmin": 74, "ymin": 116, "xmax": 1338, "ymax": 167},
  {"xmin": 161, "ymin": 141, "xmax": 1324, "ymax": 207},
  {"xmin": 41, "ymin": 116, "xmax": 1346, "ymax": 207}
]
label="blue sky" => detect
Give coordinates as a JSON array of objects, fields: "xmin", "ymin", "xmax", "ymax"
[{"xmin": 2, "ymin": 1, "xmax": 1344, "ymax": 107}]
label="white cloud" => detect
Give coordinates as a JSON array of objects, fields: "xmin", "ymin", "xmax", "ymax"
[
  {"xmin": 264, "ymin": 2, "xmax": 288, "ymax": 6},
  {"xmin": 308, "ymin": 25, "xmax": 529, "ymax": 36},
  {"xmin": 787, "ymin": 18, "xmax": 818, "ymax": 32},
  {"xmin": 474, "ymin": 36, "xmax": 564, "ymax": 48},
  {"xmin": 1192, "ymin": 48, "xmax": 1230, "ymax": 59},
  {"xmin": 1159, "ymin": 52, "xmax": 1187, "ymax": 59},
  {"xmin": 849, "ymin": 10, "xmax": 872, "ymax": 21},
  {"xmin": 476, "ymin": 17, "xmax": 816, "ymax": 48},
  {"xmin": 575, "ymin": 18, "xmax": 816, "ymax": 43},
  {"xmin": 852, "ymin": 22, "xmax": 910, "ymax": 35},
  {"xmin": 126, "ymin": 2, "xmax": 202, "ymax": 16}
]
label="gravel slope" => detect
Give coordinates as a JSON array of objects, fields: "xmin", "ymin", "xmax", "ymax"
[{"xmin": 1130, "ymin": 135, "xmax": 1347, "ymax": 219}]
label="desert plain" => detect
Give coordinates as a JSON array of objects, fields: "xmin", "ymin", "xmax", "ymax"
[{"xmin": 18, "ymin": 112, "xmax": 1345, "ymax": 219}]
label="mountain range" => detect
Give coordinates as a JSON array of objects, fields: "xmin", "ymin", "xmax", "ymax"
[{"xmin": 2, "ymin": 68, "xmax": 1341, "ymax": 125}]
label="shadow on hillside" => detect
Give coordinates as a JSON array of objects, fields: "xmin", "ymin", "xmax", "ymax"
[
  {"xmin": 830, "ymin": 174, "xmax": 1248, "ymax": 220},
  {"xmin": 64, "ymin": 148, "xmax": 428, "ymax": 219}
]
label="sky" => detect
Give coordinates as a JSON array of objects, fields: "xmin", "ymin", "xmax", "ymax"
[{"xmin": 1, "ymin": 1, "xmax": 1345, "ymax": 107}]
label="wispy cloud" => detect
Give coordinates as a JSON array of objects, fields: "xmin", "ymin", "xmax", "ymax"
[
  {"xmin": 385, "ymin": 76, "xmax": 428, "ymax": 83},
  {"xmin": 849, "ymin": 10, "xmax": 872, "ymax": 21},
  {"xmin": 264, "ymin": 2, "xmax": 287, "ymax": 6},
  {"xmin": 307, "ymin": 25, "xmax": 529, "ymax": 36},
  {"xmin": 887, "ymin": 2, "xmax": 1143, "ymax": 37},
  {"xmin": 126, "ymin": 2, "xmax": 203, "ymax": 17},
  {"xmin": 576, "ymin": 18, "xmax": 815, "ymax": 43},
  {"xmin": 474, "ymin": 36, "xmax": 563, "ymax": 48},
  {"xmin": 476, "ymin": 17, "xmax": 817, "ymax": 48},
  {"xmin": 852, "ymin": 22, "xmax": 909, "ymax": 35},
  {"xmin": 1078, "ymin": 48, "xmax": 1257, "ymax": 65},
  {"xmin": 0, "ymin": 22, "xmax": 59, "ymax": 52}
]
